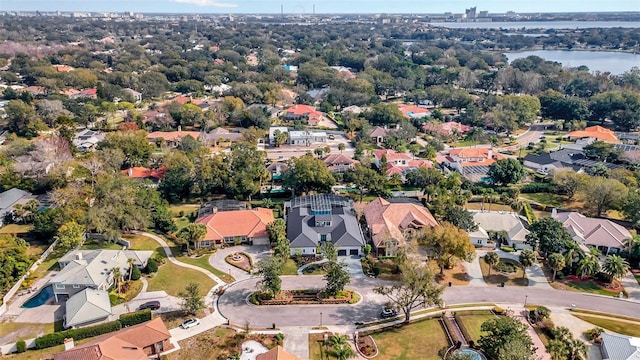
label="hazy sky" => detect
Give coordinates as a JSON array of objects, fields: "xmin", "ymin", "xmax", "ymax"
[{"xmin": 2, "ymin": 0, "xmax": 639, "ymax": 14}]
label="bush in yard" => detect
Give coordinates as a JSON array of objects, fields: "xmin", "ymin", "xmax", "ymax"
[
  {"xmin": 492, "ymin": 306, "xmax": 505, "ymax": 315},
  {"xmin": 130, "ymin": 266, "xmax": 142, "ymax": 280},
  {"xmin": 145, "ymin": 258, "xmax": 158, "ymax": 273},
  {"xmin": 119, "ymin": 309, "xmax": 152, "ymax": 327},
  {"xmin": 15, "ymin": 340, "xmax": 26, "ymax": 353},
  {"xmin": 585, "ymin": 327, "xmax": 604, "ymax": 342},
  {"xmin": 35, "ymin": 321, "xmax": 122, "ymax": 349}
]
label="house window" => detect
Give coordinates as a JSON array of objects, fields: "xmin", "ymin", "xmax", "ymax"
[
  {"xmin": 477, "ymin": 240, "xmax": 483, "ymax": 245},
  {"xmin": 320, "ymin": 234, "xmax": 327, "ymax": 242},
  {"xmin": 201, "ymin": 241, "xmax": 211, "ymax": 247},
  {"xmin": 55, "ymin": 284, "xmax": 65, "ymax": 289},
  {"xmin": 302, "ymin": 249, "xmax": 306, "ymax": 254},
  {"xmin": 73, "ymin": 284, "xmax": 81, "ymax": 289},
  {"xmin": 156, "ymin": 341, "xmax": 164, "ymax": 352}
]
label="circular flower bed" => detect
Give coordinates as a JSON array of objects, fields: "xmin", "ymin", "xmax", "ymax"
[
  {"xmin": 495, "ymin": 259, "xmax": 521, "ymax": 274},
  {"xmin": 356, "ymin": 335, "xmax": 378, "ymax": 358},
  {"xmin": 251, "ymin": 290, "xmax": 355, "ymax": 305},
  {"xmin": 226, "ymin": 252, "xmax": 252, "ymax": 272}
]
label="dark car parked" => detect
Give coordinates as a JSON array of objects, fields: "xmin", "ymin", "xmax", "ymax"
[
  {"xmin": 138, "ymin": 301, "xmax": 161, "ymax": 311},
  {"xmin": 380, "ymin": 308, "xmax": 398, "ymax": 318}
]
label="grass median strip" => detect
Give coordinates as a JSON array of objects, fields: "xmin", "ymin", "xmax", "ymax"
[{"xmin": 573, "ymin": 314, "xmax": 640, "ymax": 337}]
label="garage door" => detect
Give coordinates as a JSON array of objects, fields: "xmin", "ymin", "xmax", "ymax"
[
  {"xmin": 337, "ymin": 249, "xmax": 347, "ymax": 256},
  {"xmin": 251, "ymin": 237, "xmax": 270, "ymax": 245},
  {"xmin": 349, "ymin": 249, "xmax": 359, "ymax": 256}
]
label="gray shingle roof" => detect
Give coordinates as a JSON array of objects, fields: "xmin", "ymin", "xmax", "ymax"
[
  {"xmin": 601, "ymin": 333, "xmax": 640, "ymax": 360},
  {"xmin": 64, "ymin": 288, "xmax": 111, "ymax": 328},
  {"xmin": 0, "ymin": 188, "xmax": 31, "ymax": 211},
  {"xmin": 52, "ymin": 250, "xmax": 152, "ymax": 287},
  {"xmin": 287, "ymin": 195, "xmax": 365, "ymax": 249}
]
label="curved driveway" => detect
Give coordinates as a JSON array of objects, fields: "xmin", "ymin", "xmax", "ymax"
[{"xmin": 218, "ymin": 275, "xmax": 640, "ymax": 328}]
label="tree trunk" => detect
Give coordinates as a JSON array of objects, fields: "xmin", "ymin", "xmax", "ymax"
[
  {"xmin": 404, "ymin": 310, "xmax": 410, "ymax": 323},
  {"xmin": 440, "ymin": 265, "xmax": 445, "ymax": 275},
  {"xmin": 488, "ymin": 265, "xmax": 491, "ymax": 276},
  {"xmin": 552, "ymin": 269, "xmax": 557, "ymax": 282}
]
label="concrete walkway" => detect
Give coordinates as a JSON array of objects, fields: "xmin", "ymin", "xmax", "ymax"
[
  {"xmin": 281, "ymin": 326, "xmax": 312, "ymax": 360},
  {"xmin": 516, "ymin": 312, "xmax": 551, "ymax": 360},
  {"xmin": 620, "ymin": 271, "xmax": 640, "ymax": 301},
  {"xmin": 298, "ymin": 259, "xmax": 328, "ymax": 275}
]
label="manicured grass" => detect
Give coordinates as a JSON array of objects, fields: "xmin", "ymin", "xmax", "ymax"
[
  {"xmin": 169, "ymin": 204, "xmax": 199, "ymax": 231},
  {"xmin": 564, "ymin": 279, "xmax": 622, "ymax": 297},
  {"xmin": 167, "ymin": 327, "xmax": 281, "ymax": 360},
  {"xmin": 309, "ymin": 333, "xmax": 338, "ymax": 360},
  {"xmin": 0, "ymin": 224, "xmax": 33, "ymax": 234},
  {"xmin": 464, "ymin": 202, "xmax": 513, "ymax": 212},
  {"xmin": 635, "ymin": 274, "xmax": 640, "ymax": 286},
  {"xmin": 520, "ymin": 193, "xmax": 566, "ymax": 208},
  {"xmin": 281, "ymin": 258, "xmax": 299, "ymax": 275},
  {"xmin": 6, "ymin": 337, "xmax": 95, "ymax": 359},
  {"xmin": 479, "ymin": 258, "xmax": 528, "ymax": 286},
  {"xmin": 302, "ymin": 263, "xmax": 327, "ymax": 275},
  {"xmin": 455, "ymin": 312, "xmax": 495, "ymax": 342},
  {"xmin": 545, "ymin": 271, "xmax": 624, "ymax": 297},
  {"xmin": 81, "ymin": 240, "xmax": 123, "ymax": 250},
  {"xmin": 147, "ymin": 261, "xmax": 216, "ymax": 297},
  {"xmin": 446, "ymin": 303, "xmax": 495, "ymax": 309},
  {"xmin": 573, "ymin": 315, "xmax": 640, "ymax": 337},
  {"xmin": 570, "ymin": 309, "xmax": 640, "ymax": 323},
  {"xmin": 175, "ymin": 253, "xmax": 235, "ymax": 283},
  {"xmin": 124, "ymin": 234, "xmax": 163, "ymax": 251},
  {"xmin": 110, "ymin": 279, "xmax": 143, "ymax": 305},
  {"xmin": 0, "ymin": 321, "xmax": 54, "ymax": 344},
  {"xmin": 370, "ymin": 317, "xmax": 449, "ymax": 360},
  {"xmin": 33, "ymin": 247, "xmax": 67, "ymax": 276}
]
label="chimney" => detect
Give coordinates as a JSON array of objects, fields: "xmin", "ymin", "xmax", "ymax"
[
  {"xmin": 64, "ymin": 338, "xmax": 75, "ymax": 351},
  {"xmin": 395, "ymin": 123, "xmax": 400, "ymax": 130},
  {"xmin": 487, "ymin": 148, "xmax": 493, "ymax": 159},
  {"xmin": 128, "ymin": 168, "xmax": 133, "ymax": 177},
  {"xmin": 178, "ymin": 125, "xmax": 182, "ymax": 132},
  {"xmin": 551, "ymin": 208, "xmax": 557, "ymax": 218},
  {"xmin": 75, "ymin": 252, "xmax": 83, "ymax": 261},
  {"xmin": 212, "ymin": 206, "xmax": 218, "ymax": 214}
]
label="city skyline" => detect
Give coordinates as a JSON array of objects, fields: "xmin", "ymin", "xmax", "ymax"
[{"xmin": 2, "ymin": 0, "xmax": 639, "ymax": 14}]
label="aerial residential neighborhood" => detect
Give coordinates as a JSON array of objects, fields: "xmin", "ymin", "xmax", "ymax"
[{"xmin": 0, "ymin": 3, "xmax": 639, "ymax": 360}]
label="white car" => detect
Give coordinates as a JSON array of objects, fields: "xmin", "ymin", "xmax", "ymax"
[{"xmin": 180, "ymin": 318, "xmax": 201, "ymax": 329}]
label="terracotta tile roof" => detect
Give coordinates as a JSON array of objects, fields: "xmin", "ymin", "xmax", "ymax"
[
  {"xmin": 397, "ymin": 104, "xmax": 431, "ymax": 118},
  {"xmin": 323, "ymin": 153, "xmax": 354, "ymax": 166},
  {"xmin": 363, "ymin": 197, "xmax": 438, "ymax": 248},
  {"xmin": 53, "ymin": 65, "xmax": 74, "ymax": 72},
  {"xmin": 285, "ymin": 104, "xmax": 323, "ymax": 119},
  {"xmin": 256, "ymin": 346, "xmax": 302, "ymax": 360},
  {"xmin": 147, "ymin": 131, "xmax": 201, "ymax": 142},
  {"xmin": 423, "ymin": 121, "xmax": 471, "ymax": 135},
  {"xmin": 53, "ymin": 318, "xmax": 172, "ymax": 360},
  {"xmin": 81, "ymin": 88, "xmax": 97, "ymax": 96},
  {"xmin": 568, "ymin": 125, "xmax": 619, "ymax": 143},
  {"xmin": 373, "ymin": 149, "xmax": 412, "ymax": 161},
  {"xmin": 121, "ymin": 167, "xmax": 166, "ymax": 180},
  {"xmin": 195, "ymin": 208, "xmax": 275, "ymax": 241},
  {"xmin": 61, "ymin": 89, "xmax": 82, "ymax": 97}
]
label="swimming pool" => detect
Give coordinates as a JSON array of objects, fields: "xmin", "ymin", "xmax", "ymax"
[
  {"xmin": 458, "ymin": 349, "xmax": 482, "ymax": 360},
  {"xmin": 21, "ymin": 285, "xmax": 54, "ymax": 308}
]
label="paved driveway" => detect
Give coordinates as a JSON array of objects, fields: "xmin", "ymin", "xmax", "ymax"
[
  {"xmin": 210, "ymin": 245, "xmax": 272, "ymax": 281},
  {"xmin": 111, "ymin": 291, "xmax": 182, "ymax": 316}
]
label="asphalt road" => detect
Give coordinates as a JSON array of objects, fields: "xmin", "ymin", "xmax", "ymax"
[{"xmin": 218, "ymin": 275, "xmax": 640, "ymax": 328}]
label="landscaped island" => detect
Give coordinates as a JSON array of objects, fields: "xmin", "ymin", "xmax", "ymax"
[{"xmin": 250, "ymin": 289, "xmax": 358, "ymax": 305}]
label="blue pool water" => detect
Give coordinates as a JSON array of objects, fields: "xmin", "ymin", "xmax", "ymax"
[
  {"xmin": 458, "ymin": 349, "xmax": 482, "ymax": 360},
  {"xmin": 21, "ymin": 285, "xmax": 54, "ymax": 308}
]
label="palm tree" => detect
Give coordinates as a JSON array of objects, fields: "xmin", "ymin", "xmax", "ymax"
[
  {"xmin": 602, "ymin": 254, "xmax": 630, "ymax": 284},
  {"xmin": 484, "ymin": 251, "xmax": 500, "ymax": 276},
  {"xmin": 576, "ymin": 256, "xmax": 600, "ymax": 280},
  {"xmin": 564, "ymin": 244, "xmax": 583, "ymax": 273},
  {"xmin": 547, "ymin": 339, "xmax": 570, "ymax": 360},
  {"xmin": 548, "ymin": 253, "xmax": 566, "ymax": 282},
  {"xmin": 567, "ymin": 339, "xmax": 589, "ymax": 360},
  {"xmin": 338, "ymin": 143, "xmax": 345, "ymax": 153},
  {"xmin": 519, "ymin": 249, "xmax": 536, "ymax": 279},
  {"xmin": 127, "ymin": 258, "xmax": 135, "ymax": 281},
  {"xmin": 112, "ymin": 267, "xmax": 122, "ymax": 294},
  {"xmin": 177, "ymin": 223, "xmax": 207, "ymax": 253},
  {"xmin": 326, "ymin": 335, "xmax": 355, "ymax": 360}
]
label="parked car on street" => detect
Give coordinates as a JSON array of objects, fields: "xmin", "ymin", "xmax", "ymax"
[
  {"xmin": 380, "ymin": 308, "xmax": 398, "ymax": 318},
  {"xmin": 138, "ymin": 301, "xmax": 161, "ymax": 311},
  {"xmin": 180, "ymin": 318, "xmax": 201, "ymax": 329}
]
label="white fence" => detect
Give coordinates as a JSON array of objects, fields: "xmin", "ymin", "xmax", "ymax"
[{"xmin": 0, "ymin": 239, "xmax": 59, "ymax": 316}]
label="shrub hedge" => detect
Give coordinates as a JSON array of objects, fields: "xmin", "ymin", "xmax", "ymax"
[
  {"xmin": 119, "ymin": 309, "xmax": 152, "ymax": 327},
  {"xmin": 35, "ymin": 309, "xmax": 153, "ymax": 350},
  {"xmin": 520, "ymin": 183, "xmax": 552, "ymax": 193},
  {"xmin": 522, "ymin": 202, "xmax": 536, "ymax": 224},
  {"xmin": 15, "ymin": 340, "xmax": 26, "ymax": 353},
  {"xmin": 454, "ymin": 313, "xmax": 473, "ymax": 343},
  {"xmin": 35, "ymin": 321, "xmax": 122, "ymax": 349}
]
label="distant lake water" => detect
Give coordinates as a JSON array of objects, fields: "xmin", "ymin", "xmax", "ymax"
[
  {"xmin": 431, "ymin": 21, "xmax": 640, "ymax": 29},
  {"xmin": 505, "ymin": 50, "xmax": 640, "ymax": 75}
]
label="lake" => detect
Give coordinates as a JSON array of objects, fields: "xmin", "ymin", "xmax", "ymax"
[
  {"xmin": 505, "ymin": 50, "xmax": 640, "ymax": 75},
  {"xmin": 431, "ymin": 21, "xmax": 640, "ymax": 29}
]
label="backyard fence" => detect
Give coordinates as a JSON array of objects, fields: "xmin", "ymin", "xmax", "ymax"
[{"xmin": 0, "ymin": 239, "xmax": 59, "ymax": 316}]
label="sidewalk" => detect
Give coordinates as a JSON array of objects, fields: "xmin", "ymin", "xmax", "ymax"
[{"xmin": 619, "ymin": 271, "xmax": 640, "ymax": 302}]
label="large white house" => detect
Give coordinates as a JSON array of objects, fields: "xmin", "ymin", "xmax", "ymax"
[{"xmin": 468, "ymin": 210, "xmax": 530, "ymax": 249}]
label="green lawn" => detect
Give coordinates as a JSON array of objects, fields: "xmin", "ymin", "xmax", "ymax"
[
  {"xmin": 520, "ymin": 193, "xmax": 566, "ymax": 208},
  {"xmin": 465, "ymin": 202, "xmax": 514, "ymax": 212},
  {"xmin": 147, "ymin": 261, "xmax": 216, "ymax": 297},
  {"xmin": 81, "ymin": 240, "xmax": 123, "ymax": 250},
  {"xmin": 281, "ymin": 258, "xmax": 299, "ymax": 275},
  {"xmin": 123, "ymin": 234, "xmax": 163, "ymax": 252},
  {"xmin": 371, "ymin": 318, "xmax": 449, "ymax": 360},
  {"xmin": 479, "ymin": 258, "xmax": 528, "ymax": 286},
  {"xmin": 0, "ymin": 321, "xmax": 54, "ymax": 344},
  {"xmin": 563, "ymin": 279, "xmax": 622, "ymax": 297},
  {"xmin": 455, "ymin": 312, "xmax": 495, "ymax": 343},
  {"xmin": 573, "ymin": 315, "xmax": 640, "ymax": 337},
  {"xmin": 0, "ymin": 224, "xmax": 33, "ymax": 234},
  {"xmin": 174, "ymin": 253, "xmax": 235, "ymax": 283},
  {"xmin": 309, "ymin": 333, "xmax": 337, "ymax": 360}
]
